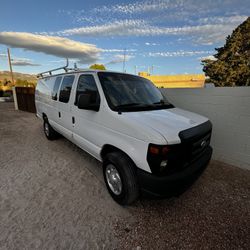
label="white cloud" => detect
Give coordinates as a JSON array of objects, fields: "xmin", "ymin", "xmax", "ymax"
[
  {"xmin": 145, "ymin": 42, "xmax": 158, "ymax": 46},
  {"xmin": 148, "ymin": 50, "xmax": 213, "ymax": 57},
  {"xmin": 55, "ymin": 0, "xmax": 249, "ymax": 46},
  {"xmin": 93, "ymin": 0, "xmax": 183, "ymax": 15},
  {"xmin": 196, "ymin": 15, "xmax": 248, "ymax": 25},
  {"xmin": 103, "ymin": 48, "xmax": 137, "ymax": 53},
  {"xmin": 88, "ymin": 0, "xmax": 249, "ymax": 21},
  {"xmin": 49, "ymin": 59, "xmax": 76, "ymax": 63},
  {"xmin": 54, "ymin": 16, "xmax": 248, "ymax": 44},
  {"xmin": 11, "ymin": 59, "xmax": 41, "ymax": 67},
  {"xmin": 0, "ymin": 53, "xmax": 40, "ymax": 66},
  {"xmin": 0, "ymin": 53, "xmax": 7, "ymax": 58},
  {"xmin": 0, "ymin": 32, "xmax": 102, "ymax": 64},
  {"xmin": 200, "ymin": 55, "xmax": 217, "ymax": 61},
  {"xmin": 55, "ymin": 20, "xmax": 145, "ymax": 37},
  {"xmin": 106, "ymin": 54, "xmax": 134, "ymax": 65}
]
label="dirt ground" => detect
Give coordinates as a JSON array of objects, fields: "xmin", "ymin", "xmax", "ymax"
[{"xmin": 0, "ymin": 102, "xmax": 249, "ymax": 250}]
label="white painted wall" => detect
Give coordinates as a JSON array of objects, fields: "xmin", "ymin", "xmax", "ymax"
[{"xmin": 161, "ymin": 87, "xmax": 250, "ymax": 170}]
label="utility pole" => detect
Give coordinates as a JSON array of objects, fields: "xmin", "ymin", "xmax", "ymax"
[
  {"xmin": 123, "ymin": 48, "xmax": 126, "ymax": 72},
  {"xmin": 7, "ymin": 48, "xmax": 14, "ymax": 85},
  {"xmin": 134, "ymin": 65, "xmax": 137, "ymax": 75},
  {"xmin": 147, "ymin": 66, "xmax": 150, "ymax": 75}
]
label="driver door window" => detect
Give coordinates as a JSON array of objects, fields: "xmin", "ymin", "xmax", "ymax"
[{"xmin": 75, "ymin": 75, "xmax": 100, "ymax": 107}]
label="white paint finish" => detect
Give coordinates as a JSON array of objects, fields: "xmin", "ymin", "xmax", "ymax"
[
  {"xmin": 124, "ymin": 108, "xmax": 208, "ymax": 144},
  {"xmin": 35, "ymin": 70, "xmax": 210, "ymax": 174},
  {"xmin": 161, "ymin": 87, "xmax": 250, "ymax": 170}
]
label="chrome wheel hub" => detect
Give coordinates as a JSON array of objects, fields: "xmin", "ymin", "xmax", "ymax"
[
  {"xmin": 105, "ymin": 164, "xmax": 122, "ymax": 195},
  {"xmin": 44, "ymin": 123, "xmax": 49, "ymax": 136}
]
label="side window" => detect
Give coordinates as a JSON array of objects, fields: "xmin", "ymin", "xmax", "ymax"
[
  {"xmin": 52, "ymin": 76, "xmax": 62, "ymax": 100},
  {"xmin": 59, "ymin": 75, "xmax": 75, "ymax": 103},
  {"xmin": 75, "ymin": 75, "xmax": 100, "ymax": 106}
]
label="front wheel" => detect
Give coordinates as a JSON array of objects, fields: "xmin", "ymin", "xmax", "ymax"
[{"xmin": 103, "ymin": 151, "xmax": 139, "ymax": 205}]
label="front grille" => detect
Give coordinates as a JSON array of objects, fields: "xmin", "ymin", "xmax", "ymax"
[
  {"xmin": 190, "ymin": 133, "xmax": 211, "ymax": 159},
  {"xmin": 179, "ymin": 120, "xmax": 212, "ymax": 163}
]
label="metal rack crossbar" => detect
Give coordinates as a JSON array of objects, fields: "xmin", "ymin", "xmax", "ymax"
[{"xmin": 37, "ymin": 59, "xmax": 76, "ymax": 78}]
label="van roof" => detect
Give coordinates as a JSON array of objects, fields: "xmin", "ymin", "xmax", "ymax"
[
  {"xmin": 37, "ymin": 59, "xmax": 139, "ymax": 79},
  {"xmin": 37, "ymin": 69, "xmax": 139, "ymax": 79}
]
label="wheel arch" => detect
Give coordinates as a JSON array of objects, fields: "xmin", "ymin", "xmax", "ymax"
[{"xmin": 101, "ymin": 144, "xmax": 135, "ymax": 165}]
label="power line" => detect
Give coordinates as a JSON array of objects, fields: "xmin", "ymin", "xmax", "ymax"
[{"xmin": 122, "ymin": 48, "xmax": 126, "ymax": 72}]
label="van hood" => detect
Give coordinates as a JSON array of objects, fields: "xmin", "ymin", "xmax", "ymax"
[{"xmin": 124, "ymin": 108, "xmax": 208, "ymax": 144}]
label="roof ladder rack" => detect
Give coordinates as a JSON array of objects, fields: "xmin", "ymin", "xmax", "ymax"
[{"xmin": 37, "ymin": 59, "xmax": 70, "ymax": 78}]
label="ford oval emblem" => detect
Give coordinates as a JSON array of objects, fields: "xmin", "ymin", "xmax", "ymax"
[{"xmin": 201, "ymin": 140, "xmax": 207, "ymax": 147}]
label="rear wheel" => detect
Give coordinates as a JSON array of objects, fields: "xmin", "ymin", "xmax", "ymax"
[
  {"xmin": 43, "ymin": 119, "xmax": 59, "ymax": 140},
  {"xmin": 103, "ymin": 151, "xmax": 139, "ymax": 205}
]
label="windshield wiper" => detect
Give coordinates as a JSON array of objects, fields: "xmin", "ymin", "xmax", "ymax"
[
  {"xmin": 153, "ymin": 100, "xmax": 166, "ymax": 105},
  {"xmin": 153, "ymin": 101, "xmax": 172, "ymax": 106},
  {"xmin": 115, "ymin": 103, "xmax": 145, "ymax": 108},
  {"xmin": 115, "ymin": 102, "xmax": 173, "ymax": 113},
  {"xmin": 115, "ymin": 103, "xmax": 154, "ymax": 113}
]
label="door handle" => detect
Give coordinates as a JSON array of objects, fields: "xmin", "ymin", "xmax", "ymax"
[
  {"xmin": 72, "ymin": 116, "xmax": 75, "ymax": 124},
  {"xmin": 58, "ymin": 112, "xmax": 61, "ymax": 118}
]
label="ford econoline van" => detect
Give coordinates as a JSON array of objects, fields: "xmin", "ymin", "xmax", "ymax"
[{"xmin": 35, "ymin": 66, "xmax": 212, "ymax": 205}]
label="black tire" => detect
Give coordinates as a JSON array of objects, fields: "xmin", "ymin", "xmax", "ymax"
[
  {"xmin": 103, "ymin": 151, "xmax": 139, "ymax": 205},
  {"xmin": 43, "ymin": 119, "xmax": 59, "ymax": 140}
]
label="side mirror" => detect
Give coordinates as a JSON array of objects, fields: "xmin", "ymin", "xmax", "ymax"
[{"xmin": 77, "ymin": 93, "xmax": 100, "ymax": 111}]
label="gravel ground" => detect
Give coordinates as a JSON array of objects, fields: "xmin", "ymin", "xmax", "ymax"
[{"xmin": 0, "ymin": 102, "xmax": 249, "ymax": 250}]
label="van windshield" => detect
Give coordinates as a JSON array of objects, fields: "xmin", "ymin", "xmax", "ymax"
[{"xmin": 98, "ymin": 72, "xmax": 174, "ymax": 112}]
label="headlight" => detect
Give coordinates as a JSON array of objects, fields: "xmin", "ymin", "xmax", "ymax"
[{"xmin": 147, "ymin": 144, "xmax": 171, "ymax": 175}]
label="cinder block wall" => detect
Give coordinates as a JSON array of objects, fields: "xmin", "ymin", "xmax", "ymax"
[{"xmin": 161, "ymin": 87, "xmax": 250, "ymax": 170}]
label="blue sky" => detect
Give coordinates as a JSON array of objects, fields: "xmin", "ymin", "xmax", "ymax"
[{"xmin": 0, "ymin": 0, "xmax": 249, "ymax": 75}]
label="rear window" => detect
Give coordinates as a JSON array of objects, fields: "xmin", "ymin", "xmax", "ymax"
[
  {"xmin": 36, "ymin": 77, "xmax": 55, "ymax": 97},
  {"xmin": 59, "ymin": 75, "xmax": 75, "ymax": 103},
  {"xmin": 52, "ymin": 76, "xmax": 62, "ymax": 100}
]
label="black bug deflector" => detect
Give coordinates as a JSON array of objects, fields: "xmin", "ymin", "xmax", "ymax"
[
  {"xmin": 179, "ymin": 120, "xmax": 212, "ymax": 141},
  {"xmin": 178, "ymin": 120, "xmax": 212, "ymax": 163}
]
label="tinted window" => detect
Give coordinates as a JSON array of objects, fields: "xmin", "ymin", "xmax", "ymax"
[
  {"xmin": 98, "ymin": 72, "xmax": 172, "ymax": 112},
  {"xmin": 75, "ymin": 75, "xmax": 100, "ymax": 106},
  {"xmin": 52, "ymin": 76, "xmax": 62, "ymax": 100},
  {"xmin": 59, "ymin": 75, "xmax": 75, "ymax": 103}
]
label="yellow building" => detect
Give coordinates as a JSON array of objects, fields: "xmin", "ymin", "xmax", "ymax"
[{"xmin": 138, "ymin": 72, "xmax": 205, "ymax": 88}]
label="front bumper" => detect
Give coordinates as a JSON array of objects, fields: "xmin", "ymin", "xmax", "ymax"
[{"xmin": 137, "ymin": 146, "xmax": 213, "ymax": 197}]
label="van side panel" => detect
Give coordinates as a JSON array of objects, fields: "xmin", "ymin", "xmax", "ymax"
[
  {"xmin": 71, "ymin": 105, "xmax": 151, "ymax": 172},
  {"xmin": 35, "ymin": 77, "xmax": 61, "ymax": 133}
]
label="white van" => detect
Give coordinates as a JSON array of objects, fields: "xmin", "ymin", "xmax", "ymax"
[{"xmin": 35, "ymin": 66, "xmax": 212, "ymax": 205}]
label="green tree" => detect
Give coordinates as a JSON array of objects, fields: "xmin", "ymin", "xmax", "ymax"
[
  {"xmin": 15, "ymin": 78, "xmax": 34, "ymax": 87},
  {"xmin": 89, "ymin": 64, "xmax": 106, "ymax": 70},
  {"xmin": 202, "ymin": 17, "xmax": 250, "ymax": 87}
]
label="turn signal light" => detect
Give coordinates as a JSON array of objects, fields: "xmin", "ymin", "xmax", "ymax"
[
  {"xmin": 149, "ymin": 146, "xmax": 160, "ymax": 154},
  {"xmin": 148, "ymin": 145, "xmax": 170, "ymax": 155}
]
